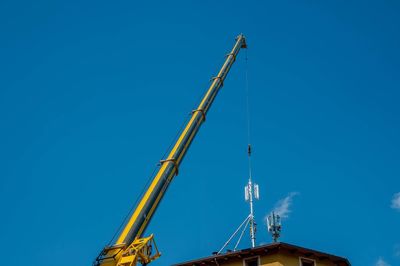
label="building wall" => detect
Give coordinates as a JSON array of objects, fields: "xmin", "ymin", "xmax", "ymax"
[
  {"xmin": 260, "ymin": 253, "xmax": 283, "ymax": 266},
  {"xmin": 272, "ymin": 251, "xmax": 338, "ymax": 266},
  {"xmin": 216, "ymin": 252, "xmax": 338, "ymax": 266},
  {"xmin": 214, "ymin": 253, "xmax": 282, "ymax": 266}
]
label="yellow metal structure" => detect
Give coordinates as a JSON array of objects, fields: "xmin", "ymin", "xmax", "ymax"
[{"xmin": 94, "ymin": 34, "xmax": 247, "ymax": 266}]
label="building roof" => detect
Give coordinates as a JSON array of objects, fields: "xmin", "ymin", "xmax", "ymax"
[{"xmin": 173, "ymin": 242, "xmax": 351, "ymax": 266}]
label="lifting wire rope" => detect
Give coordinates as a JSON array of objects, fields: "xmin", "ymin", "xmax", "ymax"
[{"xmin": 217, "ymin": 47, "xmax": 258, "ymax": 254}]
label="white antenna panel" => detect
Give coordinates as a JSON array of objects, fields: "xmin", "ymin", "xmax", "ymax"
[
  {"xmin": 266, "ymin": 216, "xmax": 271, "ymax": 231},
  {"xmin": 244, "ymin": 186, "xmax": 249, "ymax": 201},
  {"xmin": 254, "ymin": 184, "xmax": 259, "ymax": 200}
]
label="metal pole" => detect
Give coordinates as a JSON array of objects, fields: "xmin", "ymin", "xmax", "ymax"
[{"xmin": 248, "ymin": 179, "xmax": 256, "ymax": 248}]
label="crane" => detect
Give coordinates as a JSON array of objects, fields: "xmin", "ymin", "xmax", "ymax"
[{"xmin": 94, "ymin": 34, "xmax": 247, "ymax": 266}]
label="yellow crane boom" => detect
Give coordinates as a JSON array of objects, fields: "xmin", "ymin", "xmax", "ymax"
[{"xmin": 94, "ymin": 34, "xmax": 247, "ymax": 266}]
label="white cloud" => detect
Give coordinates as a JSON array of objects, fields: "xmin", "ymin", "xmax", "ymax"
[
  {"xmin": 268, "ymin": 192, "xmax": 299, "ymax": 219},
  {"xmin": 376, "ymin": 257, "xmax": 390, "ymax": 266},
  {"xmin": 391, "ymin": 192, "xmax": 400, "ymax": 210}
]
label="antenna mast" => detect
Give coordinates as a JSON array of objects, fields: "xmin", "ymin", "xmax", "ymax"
[
  {"xmin": 217, "ymin": 161, "xmax": 260, "ymax": 254},
  {"xmin": 245, "ymin": 145, "xmax": 259, "ymax": 248}
]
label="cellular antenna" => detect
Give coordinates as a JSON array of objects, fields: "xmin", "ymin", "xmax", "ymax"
[{"xmin": 267, "ymin": 212, "xmax": 281, "ymax": 242}]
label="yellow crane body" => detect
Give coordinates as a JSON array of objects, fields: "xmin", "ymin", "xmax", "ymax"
[{"xmin": 94, "ymin": 34, "xmax": 247, "ymax": 266}]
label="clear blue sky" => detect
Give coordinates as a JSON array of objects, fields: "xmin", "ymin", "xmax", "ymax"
[{"xmin": 1, "ymin": 1, "xmax": 399, "ymax": 266}]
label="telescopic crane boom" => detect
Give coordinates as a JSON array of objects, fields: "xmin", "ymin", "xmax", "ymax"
[{"xmin": 95, "ymin": 34, "xmax": 247, "ymax": 266}]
